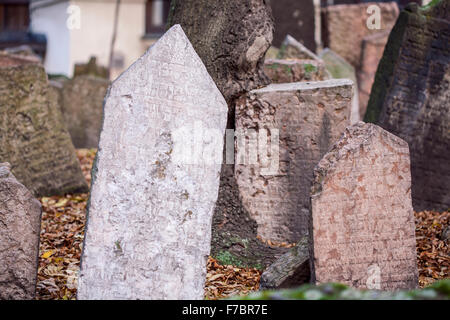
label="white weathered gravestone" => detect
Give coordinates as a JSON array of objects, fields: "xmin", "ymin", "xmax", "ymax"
[{"xmin": 77, "ymin": 25, "xmax": 227, "ymax": 299}]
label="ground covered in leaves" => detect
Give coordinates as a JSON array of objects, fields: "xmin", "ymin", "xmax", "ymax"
[{"xmin": 35, "ymin": 149, "xmax": 449, "ymax": 300}]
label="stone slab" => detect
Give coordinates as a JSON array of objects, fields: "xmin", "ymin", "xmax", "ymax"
[
  {"xmin": 77, "ymin": 25, "xmax": 227, "ymax": 300},
  {"xmin": 0, "ymin": 56, "xmax": 88, "ymax": 197},
  {"xmin": 235, "ymin": 79, "xmax": 353, "ymax": 243},
  {"xmin": 0, "ymin": 163, "xmax": 42, "ymax": 299},
  {"xmin": 310, "ymin": 122, "xmax": 418, "ymax": 290},
  {"xmin": 365, "ymin": 1, "xmax": 450, "ymax": 211}
]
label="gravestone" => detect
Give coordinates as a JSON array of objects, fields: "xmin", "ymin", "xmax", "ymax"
[
  {"xmin": 61, "ymin": 75, "xmax": 110, "ymax": 148},
  {"xmin": 365, "ymin": 1, "xmax": 450, "ymax": 211},
  {"xmin": 235, "ymin": 79, "xmax": 353, "ymax": 243},
  {"xmin": 264, "ymin": 59, "xmax": 330, "ymax": 83},
  {"xmin": 319, "ymin": 48, "xmax": 360, "ymax": 123},
  {"xmin": 278, "ymin": 35, "xmax": 321, "ymax": 61},
  {"xmin": 169, "ymin": 0, "xmax": 290, "ymax": 269},
  {"xmin": 270, "ymin": 0, "xmax": 322, "ymax": 52},
  {"xmin": 322, "ymin": 2, "xmax": 399, "ymax": 69},
  {"xmin": 0, "ymin": 55, "xmax": 88, "ymax": 197},
  {"xmin": 358, "ymin": 31, "xmax": 389, "ymax": 119},
  {"xmin": 73, "ymin": 56, "xmax": 109, "ymax": 79},
  {"xmin": 77, "ymin": 25, "xmax": 227, "ymax": 300},
  {"xmin": 0, "ymin": 163, "xmax": 42, "ymax": 299},
  {"xmin": 310, "ymin": 122, "xmax": 418, "ymax": 290},
  {"xmin": 259, "ymin": 236, "xmax": 310, "ymax": 290}
]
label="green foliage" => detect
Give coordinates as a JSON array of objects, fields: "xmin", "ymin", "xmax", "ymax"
[
  {"xmin": 303, "ymin": 63, "xmax": 317, "ymax": 74},
  {"xmin": 230, "ymin": 280, "xmax": 450, "ymax": 300},
  {"xmin": 215, "ymin": 250, "xmax": 263, "ymax": 270}
]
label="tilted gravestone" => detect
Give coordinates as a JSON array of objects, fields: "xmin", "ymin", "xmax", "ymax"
[
  {"xmin": 0, "ymin": 163, "xmax": 42, "ymax": 299},
  {"xmin": 0, "ymin": 54, "xmax": 88, "ymax": 197},
  {"xmin": 277, "ymin": 35, "xmax": 321, "ymax": 61},
  {"xmin": 264, "ymin": 58, "xmax": 330, "ymax": 83},
  {"xmin": 310, "ymin": 122, "xmax": 418, "ymax": 290},
  {"xmin": 235, "ymin": 79, "xmax": 353, "ymax": 243},
  {"xmin": 319, "ymin": 48, "xmax": 360, "ymax": 124},
  {"xmin": 60, "ymin": 75, "xmax": 110, "ymax": 148},
  {"xmin": 259, "ymin": 236, "xmax": 310, "ymax": 290},
  {"xmin": 77, "ymin": 25, "xmax": 227, "ymax": 300},
  {"xmin": 365, "ymin": 1, "xmax": 450, "ymax": 212}
]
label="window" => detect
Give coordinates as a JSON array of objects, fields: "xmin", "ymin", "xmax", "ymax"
[
  {"xmin": 145, "ymin": 0, "xmax": 170, "ymax": 35},
  {"xmin": 0, "ymin": 0, "xmax": 30, "ymax": 32}
]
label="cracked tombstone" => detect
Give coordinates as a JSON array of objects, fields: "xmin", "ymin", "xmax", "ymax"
[
  {"xmin": 310, "ymin": 122, "xmax": 418, "ymax": 290},
  {"xmin": 0, "ymin": 53, "xmax": 88, "ymax": 197},
  {"xmin": 235, "ymin": 79, "xmax": 353, "ymax": 244},
  {"xmin": 0, "ymin": 162, "xmax": 42, "ymax": 300},
  {"xmin": 77, "ymin": 25, "xmax": 227, "ymax": 300},
  {"xmin": 365, "ymin": 1, "xmax": 450, "ymax": 212}
]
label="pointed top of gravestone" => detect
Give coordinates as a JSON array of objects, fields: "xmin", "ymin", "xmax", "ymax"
[
  {"xmin": 110, "ymin": 24, "xmax": 226, "ymax": 114},
  {"xmin": 78, "ymin": 24, "xmax": 227, "ymax": 299},
  {"xmin": 311, "ymin": 121, "xmax": 408, "ymax": 196}
]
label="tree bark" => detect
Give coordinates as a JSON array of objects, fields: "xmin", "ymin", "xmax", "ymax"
[
  {"xmin": 168, "ymin": 0, "xmax": 274, "ymax": 105},
  {"xmin": 169, "ymin": 0, "xmax": 281, "ymax": 269}
]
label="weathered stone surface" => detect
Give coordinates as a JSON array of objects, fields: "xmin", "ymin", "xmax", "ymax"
[
  {"xmin": 265, "ymin": 46, "xmax": 280, "ymax": 60},
  {"xmin": 73, "ymin": 56, "xmax": 109, "ymax": 79},
  {"xmin": 0, "ymin": 162, "xmax": 42, "ymax": 299},
  {"xmin": 358, "ymin": 31, "xmax": 389, "ymax": 119},
  {"xmin": 365, "ymin": 1, "xmax": 450, "ymax": 211},
  {"xmin": 319, "ymin": 48, "xmax": 357, "ymax": 83},
  {"xmin": 235, "ymin": 79, "xmax": 353, "ymax": 243},
  {"xmin": 270, "ymin": 0, "xmax": 322, "ymax": 52},
  {"xmin": 78, "ymin": 25, "xmax": 227, "ymax": 300},
  {"xmin": 278, "ymin": 35, "xmax": 321, "ymax": 61},
  {"xmin": 264, "ymin": 59, "xmax": 330, "ymax": 83},
  {"xmin": 211, "ymin": 163, "xmax": 289, "ymax": 269},
  {"xmin": 310, "ymin": 122, "xmax": 418, "ymax": 290},
  {"xmin": 322, "ymin": 2, "xmax": 399, "ymax": 69},
  {"xmin": 0, "ymin": 56, "xmax": 88, "ymax": 197},
  {"xmin": 168, "ymin": 0, "xmax": 274, "ymax": 104},
  {"xmin": 259, "ymin": 237, "xmax": 310, "ymax": 290},
  {"xmin": 60, "ymin": 75, "xmax": 109, "ymax": 148},
  {"xmin": 319, "ymin": 48, "xmax": 360, "ymax": 124}
]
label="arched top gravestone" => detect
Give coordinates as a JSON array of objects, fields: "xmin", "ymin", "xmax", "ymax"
[
  {"xmin": 77, "ymin": 25, "xmax": 227, "ymax": 300},
  {"xmin": 310, "ymin": 122, "xmax": 418, "ymax": 290}
]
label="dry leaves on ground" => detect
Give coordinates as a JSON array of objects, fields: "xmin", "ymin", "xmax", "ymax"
[
  {"xmin": 35, "ymin": 148, "xmax": 449, "ymax": 300},
  {"xmin": 415, "ymin": 210, "xmax": 449, "ymax": 288}
]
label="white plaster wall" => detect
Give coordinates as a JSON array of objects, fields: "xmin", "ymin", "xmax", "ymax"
[
  {"xmin": 71, "ymin": 0, "xmax": 150, "ymax": 80},
  {"xmin": 30, "ymin": 1, "xmax": 71, "ymax": 76}
]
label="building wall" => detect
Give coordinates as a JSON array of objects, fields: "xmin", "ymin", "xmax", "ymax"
[
  {"xmin": 31, "ymin": 0, "xmax": 156, "ymax": 79},
  {"xmin": 30, "ymin": 1, "xmax": 71, "ymax": 75},
  {"xmin": 71, "ymin": 0, "xmax": 152, "ymax": 80}
]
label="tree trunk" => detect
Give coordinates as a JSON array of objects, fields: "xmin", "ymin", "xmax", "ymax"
[
  {"xmin": 169, "ymin": 0, "xmax": 281, "ymax": 269},
  {"xmin": 168, "ymin": 0, "xmax": 274, "ymax": 105}
]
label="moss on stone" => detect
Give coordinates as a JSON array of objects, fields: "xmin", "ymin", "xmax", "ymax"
[{"xmin": 231, "ymin": 279, "xmax": 450, "ymax": 300}]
